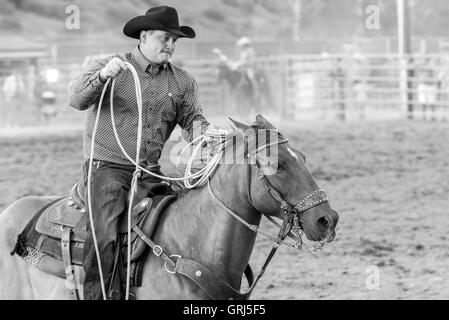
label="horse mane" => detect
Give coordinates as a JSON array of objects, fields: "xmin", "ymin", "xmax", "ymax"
[
  {"xmin": 170, "ymin": 130, "xmax": 239, "ymax": 199},
  {"xmin": 170, "ymin": 121, "xmax": 285, "ymax": 200}
]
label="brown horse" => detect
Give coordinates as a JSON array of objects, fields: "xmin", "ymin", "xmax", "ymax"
[{"xmin": 0, "ymin": 115, "xmax": 338, "ymax": 299}]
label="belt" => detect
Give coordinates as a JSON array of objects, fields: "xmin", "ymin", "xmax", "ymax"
[
  {"xmin": 144, "ymin": 162, "xmax": 161, "ymax": 172},
  {"xmin": 90, "ymin": 159, "xmax": 160, "ymax": 172}
]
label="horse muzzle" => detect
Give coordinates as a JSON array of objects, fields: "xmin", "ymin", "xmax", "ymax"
[{"xmin": 300, "ymin": 207, "xmax": 339, "ymax": 243}]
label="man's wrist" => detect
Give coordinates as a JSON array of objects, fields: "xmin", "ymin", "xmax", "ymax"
[
  {"xmin": 87, "ymin": 70, "xmax": 107, "ymax": 88},
  {"xmin": 98, "ymin": 69, "xmax": 107, "ymax": 83}
]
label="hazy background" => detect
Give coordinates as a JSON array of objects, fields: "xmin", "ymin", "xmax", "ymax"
[
  {"xmin": 2, "ymin": 0, "xmax": 449, "ymax": 41},
  {"xmin": 2, "ymin": 0, "xmax": 449, "ymax": 127},
  {"xmin": 3, "ymin": 0, "xmax": 449, "ymax": 61}
]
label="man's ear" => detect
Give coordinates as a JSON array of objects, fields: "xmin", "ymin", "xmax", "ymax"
[{"xmin": 140, "ymin": 30, "xmax": 146, "ymax": 43}]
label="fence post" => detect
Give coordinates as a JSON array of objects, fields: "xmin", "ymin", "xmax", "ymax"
[
  {"xmin": 397, "ymin": 0, "xmax": 414, "ymax": 119},
  {"xmin": 280, "ymin": 56, "xmax": 288, "ymax": 119}
]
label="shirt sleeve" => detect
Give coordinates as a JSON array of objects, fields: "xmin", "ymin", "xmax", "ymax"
[
  {"xmin": 176, "ymin": 78, "xmax": 210, "ymax": 142},
  {"xmin": 68, "ymin": 57, "xmax": 112, "ymax": 111}
]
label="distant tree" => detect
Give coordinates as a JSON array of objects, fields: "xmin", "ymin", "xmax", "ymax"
[{"xmin": 203, "ymin": 8, "xmax": 225, "ymax": 22}]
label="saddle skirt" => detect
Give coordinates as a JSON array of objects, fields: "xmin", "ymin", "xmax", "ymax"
[
  {"xmin": 12, "ymin": 182, "xmax": 177, "ymax": 277},
  {"xmin": 34, "ymin": 182, "xmax": 154, "ymax": 244},
  {"xmin": 35, "ymin": 197, "xmax": 89, "ymax": 244}
]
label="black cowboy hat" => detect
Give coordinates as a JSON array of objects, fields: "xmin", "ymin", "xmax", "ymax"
[{"xmin": 123, "ymin": 6, "xmax": 195, "ymax": 40}]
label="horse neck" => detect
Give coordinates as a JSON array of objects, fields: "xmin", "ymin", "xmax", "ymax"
[{"xmin": 168, "ymin": 162, "xmax": 261, "ymax": 287}]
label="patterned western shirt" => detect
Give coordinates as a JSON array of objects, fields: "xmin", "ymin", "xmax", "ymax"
[{"xmin": 69, "ymin": 46, "xmax": 209, "ymax": 166}]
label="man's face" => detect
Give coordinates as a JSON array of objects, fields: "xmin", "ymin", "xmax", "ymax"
[{"xmin": 140, "ymin": 30, "xmax": 179, "ymax": 64}]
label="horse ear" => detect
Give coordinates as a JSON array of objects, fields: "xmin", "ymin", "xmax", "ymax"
[
  {"xmin": 255, "ymin": 114, "xmax": 277, "ymax": 130},
  {"xmin": 228, "ymin": 117, "xmax": 251, "ymax": 133}
]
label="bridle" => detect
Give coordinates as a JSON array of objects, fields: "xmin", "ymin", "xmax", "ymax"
[
  {"xmin": 134, "ymin": 129, "xmax": 331, "ymax": 300},
  {"xmin": 247, "ymin": 136, "xmax": 329, "ymax": 239},
  {"xmin": 207, "ymin": 131, "xmax": 329, "ymax": 296}
]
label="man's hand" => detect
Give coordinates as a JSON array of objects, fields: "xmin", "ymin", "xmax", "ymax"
[{"xmin": 99, "ymin": 58, "xmax": 128, "ymax": 83}]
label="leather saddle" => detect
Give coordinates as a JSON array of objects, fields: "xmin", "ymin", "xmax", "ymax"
[{"xmin": 11, "ymin": 181, "xmax": 177, "ymax": 299}]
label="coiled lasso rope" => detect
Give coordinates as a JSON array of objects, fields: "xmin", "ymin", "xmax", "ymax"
[{"xmin": 87, "ymin": 61, "xmax": 228, "ymax": 300}]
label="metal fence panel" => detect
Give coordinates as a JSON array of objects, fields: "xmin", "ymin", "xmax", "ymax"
[{"xmin": 1, "ymin": 53, "xmax": 449, "ymax": 128}]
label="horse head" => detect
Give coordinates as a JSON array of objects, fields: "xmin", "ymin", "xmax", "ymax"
[{"xmin": 227, "ymin": 115, "xmax": 339, "ymax": 244}]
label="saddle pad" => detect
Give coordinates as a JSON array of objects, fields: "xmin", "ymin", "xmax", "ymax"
[
  {"xmin": 12, "ymin": 193, "xmax": 179, "ymax": 294},
  {"xmin": 35, "ymin": 197, "xmax": 88, "ymax": 243}
]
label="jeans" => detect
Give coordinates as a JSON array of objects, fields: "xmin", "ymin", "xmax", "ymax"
[{"xmin": 81, "ymin": 159, "xmax": 171, "ymax": 300}]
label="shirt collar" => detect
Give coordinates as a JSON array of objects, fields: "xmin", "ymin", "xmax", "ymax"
[{"xmin": 132, "ymin": 46, "xmax": 168, "ymax": 75}]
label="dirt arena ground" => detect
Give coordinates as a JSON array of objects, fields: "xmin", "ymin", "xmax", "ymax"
[{"xmin": 1, "ymin": 118, "xmax": 448, "ymax": 300}]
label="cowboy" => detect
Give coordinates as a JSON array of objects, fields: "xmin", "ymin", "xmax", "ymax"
[{"xmin": 69, "ymin": 5, "xmax": 209, "ymax": 300}]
